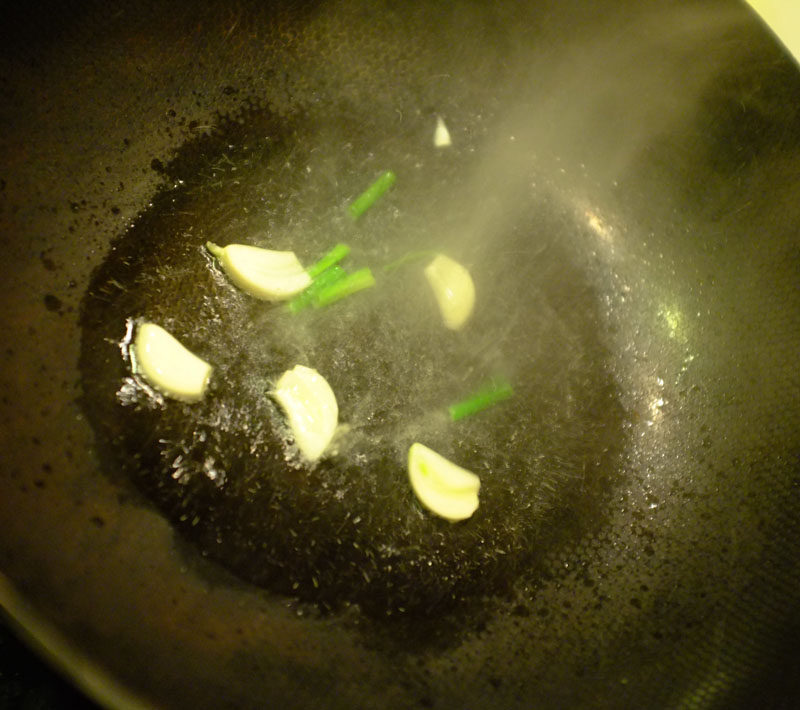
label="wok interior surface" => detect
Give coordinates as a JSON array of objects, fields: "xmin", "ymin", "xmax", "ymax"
[
  {"xmin": 1, "ymin": 0, "xmax": 799, "ymax": 707},
  {"xmin": 79, "ymin": 103, "xmax": 628, "ymax": 630}
]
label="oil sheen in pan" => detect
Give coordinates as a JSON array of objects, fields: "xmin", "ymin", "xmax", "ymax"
[{"xmin": 79, "ymin": 105, "xmax": 627, "ymax": 630}]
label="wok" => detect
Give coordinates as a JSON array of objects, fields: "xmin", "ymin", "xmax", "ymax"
[{"xmin": 1, "ymin": 0, "xmax": 799, "ymax": 707}]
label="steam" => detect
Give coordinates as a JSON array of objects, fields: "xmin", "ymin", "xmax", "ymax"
[{"xmin": 448, "ymin": 2, "xmax": 749, "ymax": 251}]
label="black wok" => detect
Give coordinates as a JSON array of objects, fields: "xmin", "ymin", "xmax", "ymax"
[{"xmin": 1, "ymin": 0, "xmax": 799, "ymax": 708}]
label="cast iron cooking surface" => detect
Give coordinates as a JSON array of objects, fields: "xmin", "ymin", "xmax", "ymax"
[
  {"xmin": 0, "ymin": 620, "xmax": 99, "ymax": 709},
  {"xmin": 1, "ymin": 0, "xmax": 800, "ymax": 708},
  {"xmin": 79, "ymin": 103, "xmax": 626, "ymax": 634}
]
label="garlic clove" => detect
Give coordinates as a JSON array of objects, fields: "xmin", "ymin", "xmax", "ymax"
[
  {"xmin": 207, "ymin": 242, "xmax": 311, "ymax": 300},
  {"xmin": 424, "ymin": 253, "xmax": 476, "ymax": 330},
  {"xmin": 132, "ymin": 322, "xmax": 212, "ymax": 402},
  {"xmin": 434, "ymin": 116, "xmax": 452, "ymax": 147},
  {"xmin": 273, "ymin": 365, "xmax": 338, "ymax": 462},
  {"xmin": 408, "ymin": 442, "xmax": 480, "ymax": 522}
]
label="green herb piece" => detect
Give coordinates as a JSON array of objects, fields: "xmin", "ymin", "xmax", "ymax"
[
  {"xmin": 307, "ymin": 243, "xmax": 351, "ymax": 279},
  {"xmin": 448, "ymin": 376, "xmax": 514, "ymax": 421},
  {"xmin": 382, "ymin": 249, "xmax": 438, "ymax": 273},
  {"xmin": 313, "ymin": 267, "xmax": 376, "ymax": 308},
  {"xmin": 288, "ymin": 265, "xmax": 347, "ymax": 313},
  {"xmin": 348, "ymin": 171, "xmax": 396, "ymax": 219}
]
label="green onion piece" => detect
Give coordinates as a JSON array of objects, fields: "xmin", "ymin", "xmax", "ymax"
[
  {"xmin": 288, "ymin": 265, "xmax": 347, "ymax": 313},
  {"xmin": 382, "ymin": 249, "xmax": 439, "ymax": 273},
  {"xmin": 348, "ymin": 171, "xmax": 396, "ymax": 220},
  {"xmin": 448, "ymin": 376, "xmax": 514, "ymax": 421},
  {"xmin": 307, "ymin": 243, "xmax": 351, "ymax": 279},
  {"xmin": 313, "ymin": 267, "xmax": 376, "ymax": 308}
]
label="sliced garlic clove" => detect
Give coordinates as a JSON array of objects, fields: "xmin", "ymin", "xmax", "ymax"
[
  {"xmin": 273, "ymin": 365, "xmax": 338, "ymax": 462},
  {"xmin": 424, "ymin": 253, "xmax": 476, "ymax": 330},
  {"xmin": 407, "ymin": 443, "xmax": 480, "ymax": 522},
  {"xmin": 434, "ymin": 116, "xmax": 452, "ymax": 147},
  {"xmin": 206, "ymin": 242, "xmax": 312, "ymax": 300},
  {"xmin": 132, "ymin": 322, "xmax": 212, "ymax": 402}
]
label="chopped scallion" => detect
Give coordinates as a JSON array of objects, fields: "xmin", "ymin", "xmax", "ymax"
[
  {"xmin": 448, "ymin": 377, "xmax": 514, "ymax": 421},
  {"xmin": 313, "ymin": 267, "xmax": 376, "ymax": 308},
  {"xmin": 348, "ymin": 171, "xmax": 396, "ymax": 219},
  {"xmin": 307, "ymin": 243, "xmax": 351, "ymax": 279},
  {"xmin": 382, "ymin": 249, "xmax": 438, "ymax": 273},
  {"xmin": 288, "ymin": 265, "xmax": 347, "ymax": 313}
]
